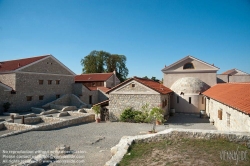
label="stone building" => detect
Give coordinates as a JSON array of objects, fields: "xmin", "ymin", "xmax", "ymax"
[
  {"xmin": 0, "ymin": 55, "xmax": 75, "ymax": 112},
  {"xmin": 162, "ymin": 56, "xmax": 219, "ymax": 113},
  {"xmin": 217, "ymin": 68, "xmax": 250, "ymax": 83},
  {"xmin": 203, "ymin": 83, "xmax": 250, "ymax": 132},
  {"xmin": 107, "ymin": 77, "xmax": 173, "ymax": 121},
  {"xmin": 74, "ymin": 72, "xmax": 120, "ymax": 106}
]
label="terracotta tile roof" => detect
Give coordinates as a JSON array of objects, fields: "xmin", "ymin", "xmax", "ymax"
[
  {"xmin": 93, "ymin": 100, "xmax": 109, "ymax": 107},
  {"xmin": 221, "ymin": 68, "xmax": 249, "ymax": 75},
  {"xmin": 0, "ymin": 55, "xmax": 49, "ymax": 72},
  {"xmin": 97, "ymin": 87, "xmax": 110, "ymax": 93},
  {"xmin": 221, "ymin": 69, "xmax": 236, "ymax": 75},
  {"xmin": 107, "ymin": 76, "xmax": 172, "ymax": 95},
  {"xmin": 75, "ymin": 73, "xmax": 113, "ymax": 82},
  {"xmin": 203, "ymin": 83, "xmax": 250, "ymax": 115}
]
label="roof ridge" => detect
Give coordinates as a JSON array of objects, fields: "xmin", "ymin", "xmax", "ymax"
[{"xmin": 0, "ymin": 54, "xmax": 50, "ymax": 63}]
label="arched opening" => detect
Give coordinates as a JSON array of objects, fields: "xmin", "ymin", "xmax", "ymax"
[{"xmin": 183, "ymin": 62, "xmax": 194, "ymax": 69}]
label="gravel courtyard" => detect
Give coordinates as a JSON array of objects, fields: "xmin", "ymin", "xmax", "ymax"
[{"xmin": 0, "ymin": 113, "xmax": 216, "ymax": 166}]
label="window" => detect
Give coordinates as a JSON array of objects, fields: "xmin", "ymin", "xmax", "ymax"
[
  {"xmin": 39, "ymin": 95, "xmax": 44, "ymax": 100},
  {"xmin": 92, "ymin": 82, "xmax": 96, "ymax": 86},
  {"xmin": 183, "ymin": 62, "xmax": 194, "ymax": 69},
  {"xmin": 89, "ymin": 95, "xmax": 92, "ymax": 104},
  {"xmin": 39, "ymin": 80, "xmax": 44, "ymax": 85},
  {"xmin": 26, "ymin": 96, "xmax": 32, "ymax": 101},
  {"xmin": 177, "ymin": 96, "xmax": 179, "ymax": 103},
  {"xmin": 227, "ymin": 113, "xmax": 231, "ymax": 127},
  {"xmin": 218, "ymin": 109, "xmax": 222, "ymax": 120},
  {"xmin": 48, "ymin": 80, "xmax": 52, "ymax": 85},
  {"xmin": 202, "ymin": 97, "xmax": 204, "ymax": 104},
  {"xmin": 56, "ymin": 94, "xmax": 60, "ymax": 99},
  {"xmin": 131, "ymin": 83, "xmax": 135, "ymax": 88},
  {"xmin": 56, "ymin": 80, "xmax": 60, "ymax": 85},
  {"xmin": 189, "ymin": 97, "xmax": 191, "ymax": 104}
]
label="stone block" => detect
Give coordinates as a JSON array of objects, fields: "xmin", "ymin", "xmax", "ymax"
[
  {"xmin": 62, "ymin": 106, "xmax": 77, "ymax": 112},
  {"xmin": 78, "ymin": 108, "xmax": 87, "ymax": 113},
  {"xmin": 57, "ymin": 112, "xmax": 69, "ymax": 117}
]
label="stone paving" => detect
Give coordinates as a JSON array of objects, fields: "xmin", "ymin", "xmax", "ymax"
[{"xmin": 0, "ymin": 113, "xmax": 216, "ymax": 166}]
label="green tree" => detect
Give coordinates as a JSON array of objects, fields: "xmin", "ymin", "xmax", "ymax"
[{"xmin": 81, "ymin": 50, "xmax": 129, "ymax": 82}]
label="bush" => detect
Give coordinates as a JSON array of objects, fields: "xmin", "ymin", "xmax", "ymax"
[{"xmin": 120, "ymin": 108, "xmax": 142, "ymax": 123}]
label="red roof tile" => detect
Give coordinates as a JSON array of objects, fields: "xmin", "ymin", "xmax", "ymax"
[
  {"xmin": 0, "ymin": 55, "xmax": 49, "ymax": 72},
  {"xmin": 75, "ymin": 73, "xmax": 113, "ymax": 82},
  {"xmin": 203, "ymin": 83, "xmax": 250, "ymax": 115},
  {"xmin": 97, "ymin": 87, "xmax": 110, "ymax": 93},
  {"xmin": 107, "ymin": 76, "xmax": 172, "ymax": 95}
]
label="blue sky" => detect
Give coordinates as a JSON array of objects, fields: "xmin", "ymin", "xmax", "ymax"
[{"xmin": 1, "ymin": 0, "xmax": 250, "ymax": 79}]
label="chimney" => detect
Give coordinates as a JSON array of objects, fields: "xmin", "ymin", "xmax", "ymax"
[{"xmin": 113, "ymin": 70, "xmax": 116, "ymax": 87}]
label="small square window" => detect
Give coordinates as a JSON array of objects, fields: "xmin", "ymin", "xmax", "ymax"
[
  {"xmin": 39, "ymin": 80, "xmax": 44, "ymax": 85},
  {"xmin": 48, "ymin": 80, "xmax": 52, "ymax": 85},
  {"xmin": 26, "ymin": 96, "xmax": 32, "ymax": 101},
  {"xmin": 56, "ymin": 94, "xmax": 60, "ymax": 99},
  {"xmin": 56, "ymin": 80, "xmax": 60, "ymax": 85},
  {"xmin": 39, "ymin": 95, "xmax": 44, "ymax": 100},
  {"xmin": 131, "ymin": 83, "xmax": 135, "ymax": 88}
]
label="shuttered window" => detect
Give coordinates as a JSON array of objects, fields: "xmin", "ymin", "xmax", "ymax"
[{"xmin": 218, "ymin": 109, "xmax": 222, "ymax": 120}]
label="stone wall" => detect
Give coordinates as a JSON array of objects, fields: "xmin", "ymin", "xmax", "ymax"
[
  {"xmin": 217, "ymin": 74, "xmax": 250, "ymax": 83},
  {"xmin": 105, "ymin": 128, "xmax": 250, "ymax": 166},
  {"xmin": 24, "ymin": 117, "xmax": 42, "ymax": 124},
  {"xmin": 1, "ymin": 72, "xmax": 75, "ymax": 112},
  {"xmin": 109, "ymin": 94, "xmax": 161, "ymax": 121},
  {"xmin": 37, "ymin": 113, "xmax": 95, "ymax": 131},
  {"xmin": 105, "ymin": 74, "xmax": 120, "ymax": 88},
  {"xmin": 79, "ymin": 85, "xmax": 98, "ymax": 106},
  {"xmin": 4, "ymin": 123, "xmax": 35, "ymax": 131},
  {"xmin": 0, "ymin": 113, "xmax": 95, "ymax": 138},
  {"xmin": 20, "ymin": 56, "xmax": 73, "ymax": 75},
  {"xmin": 205, "ymin": 98, "xmax": 250, "ymax": 132}
]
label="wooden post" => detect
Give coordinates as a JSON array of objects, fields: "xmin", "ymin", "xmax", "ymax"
[
  {"xmin": 10, "ymin": 115, "xmax": 14, "ymax": 123},
  {"xmin": 21, "ymin": 116, "xmax": 25, "ymax": 124}
]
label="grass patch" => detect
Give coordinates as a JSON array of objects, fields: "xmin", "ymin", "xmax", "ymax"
[{"xmin": 119, "ymin": 138, "xmax": 250, "ymax": 166}]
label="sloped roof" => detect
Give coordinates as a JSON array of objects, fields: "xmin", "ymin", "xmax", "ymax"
[
  {"xmin": 222, "ymin": 68, "xmax": 249, "ymax": 75},
  {"xmin": 75, "ymin": 73, "xmax": 113, "ymax": 82},
  {"xmin": 106, "ymin": 76, "xmax": 173, "ymax": 95},
  {"xmin": 98, "ymin": 87, "xmax": 110, "ymax": 93},
  {"xmin": 0, "ymin": 55, "xmax": 49, "ymax": 72},
  {"xmin": 162, "ymin": 55, "xmax": 219, "ymax": 72},
  {"xmin": 203, "ymin": 83, "xmax": 250, "ymax": 115}
]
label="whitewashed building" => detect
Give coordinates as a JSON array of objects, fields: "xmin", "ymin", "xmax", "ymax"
[{"xmin": 203, "ymin": 83, "xmax": 250, "ymax": 132}]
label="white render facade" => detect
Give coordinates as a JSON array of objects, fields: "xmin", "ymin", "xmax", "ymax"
[
  {"xmin": 205, "ymin": 98, "xmax": 250, "ymax": 132},
  {"xmin": 162, "ymin": 56, "xmax": 219, "ymax": 113}
]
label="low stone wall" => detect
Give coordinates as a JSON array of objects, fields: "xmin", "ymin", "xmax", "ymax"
[
  {"xmin": 40, "ymin": 116, "xmax": 64, "ymax": 123},
  {"xmin": 0, "ymin": 114, "xmax": 95, "ymax": 138},
  {"xmin": 68, "ymin": 111, "xmax": 87, "ymax": 117},
  {"xmin": 24, "ymin": 117, "xmax": 42, "ymax": 124},
  {"xmin": 0, "ymin": 123, "xmax": 4, "ymax": 130},
  {"xmin": 4, "ymin": 123, "xmax": 35, "ymax": 131},
  {"xmin": 105, "ymin": 128, "xmax": 250, "ymax": 166},
  {"xmin": 36, "ymin": 114, "xmax": 95, "ymax": 131}
]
